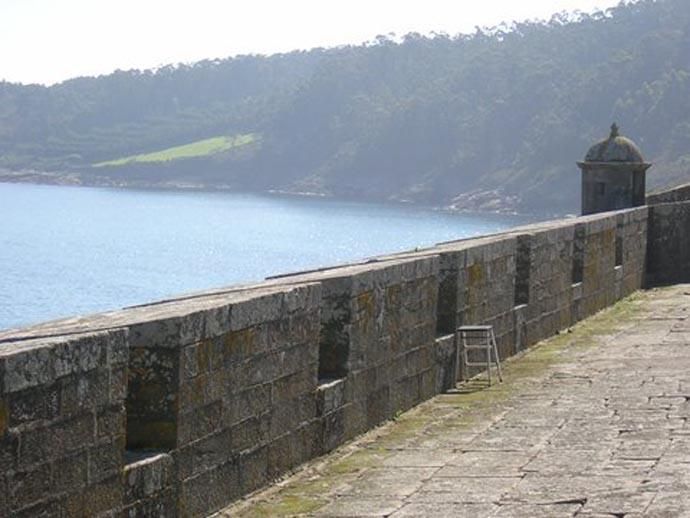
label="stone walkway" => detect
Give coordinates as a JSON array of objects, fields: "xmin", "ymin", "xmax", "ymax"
[{"xmin": 219, "ymin": 286, "xmax": 690, "ymax": 517}]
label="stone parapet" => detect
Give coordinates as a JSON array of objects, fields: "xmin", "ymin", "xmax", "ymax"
[
  {"xmin": 0, "ymin": 202, "xmax": 662, "ymax": 517},
  {"xmin": 647, "ymin": 201, "xmax": 690, "ymax": 285},
  {"xmin": 646, "ymin": 182, "xmax": 690, "ymax": 205}
]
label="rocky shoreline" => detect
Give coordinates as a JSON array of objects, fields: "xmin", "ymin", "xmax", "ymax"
[{"xmin": 0, "ymin": 169, "xmax": 547, "ymax": 217}]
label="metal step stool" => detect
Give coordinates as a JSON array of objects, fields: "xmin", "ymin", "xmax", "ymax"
[{"xmin": 456, "ymin": 325, "xmax": 503, "ymax": 385}]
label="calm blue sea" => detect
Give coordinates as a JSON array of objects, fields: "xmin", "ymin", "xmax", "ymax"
[{"xmin": 0, "ymin": 183, "xmax": 526, "ymax": 331}]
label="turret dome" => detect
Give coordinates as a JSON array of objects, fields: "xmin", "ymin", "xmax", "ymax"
[{"xmin": 584, "ymin": 123, "xmax": 645, "ymax": 163}]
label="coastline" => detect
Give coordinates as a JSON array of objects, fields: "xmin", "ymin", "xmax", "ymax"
[{"xmin": 0, "ymin": 168, "xmax": 556, "ymax": 219}]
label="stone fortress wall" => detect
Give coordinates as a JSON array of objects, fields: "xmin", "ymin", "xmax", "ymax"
[
  {"xmin": 0, "ymin": 188, "xmax": 688, "ymax": 517},
  {"xmin": 646, "ymin": 183, "xmax": 690, "ymax": 285}
]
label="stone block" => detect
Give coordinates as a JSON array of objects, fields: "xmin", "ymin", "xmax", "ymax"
[
  {"xmin": 300, "ymin": 418, "xmax": 323, "ymax": 461},
  {"xmin": 267, "ymin": 431, "xmax": 300, "ymax": 479},
  {"xmin": 177, "ymin": 400, "xmax": 223, "ymax": 446},
  {"xmin": 244, "ymin": 351, "xmax": 281, "ymax": 386},
  {"xmin": 11, "ymin": 497, "xmax": 62, "ymax": 518},
  {"xmin": 202, "ymin": 303, "xmax": 233, "ymax": 341},
  {"xmin": 230, "ymin": 292, "xmax": 285, "ymax": 331},
  {"xmin": 19, "ymin": 414, "xmax": 94, "ymax": 468},
  {"xmin": 281, "ymin": 342, "xmax": 319, "ymax": 375},
  {"xmin": 9, "ymin": 384, "xmax": 60, "ymax": 426},
  {"xmin": 389, "ymin": 352, "xmax": 410, "ymax": 381},
  {"xmin": 224, "ymin": 382, "xmax": 271, "ymax": 427},
  {"xmin": 366, "ymin": 386, "xmax": 391, "ymax": 427},
  {"xmin": 419, "ymin": 367, "xmax": 436, "ymax": 401},
  {"xmin": 350, "ymin": 270, "xmax": 379, "ymax": 295},
  {"xmin": 181, "ymin": 340, "xmax": 212, "ymax": 380},
  {"xmin": 88, "ymin": 438, "xmax": 124, "ymax": 484},
  {"xmin": 269, "ymin": 393, "xmax": 316, "ymax": 440},
  {"xmin": 81, "ymin": 475, "xmax": 123, "ymax": 516},
  {"xmin": 316, "ymin": 378, "xmax": 346, "ymax": 416},
  {"xmin": 128, "ymin": 310, "xmax": 206, "ymax": 349},
  {"xmin": 405, "ymin": 345, "xmax": 433, "ymax": 377},
  {"xmin": 219, "ymin": 327, "xmax": 257, "ymax": 366},
  {"xmin": 0, "ymin": 474, "xmax": 7, "ymax": 516},
  {"xmin": 230, "ymin": 414, "xmax": 270, "ymax": 453},
  {"xmin": 120, "ymin": 489, "xmax": 177, "ymax": 518},
  {"xmin": 239, "ymin": 445, "xmax": 269, "ymax": 494},
  {"xmin": 345, "ymin": 367, "xmax": 372, "ymax": 402},
  {"xmin": 283, "ymin": 283, "xmax": 322, "ymax": 314},
  {"xmin": 212, "ymin": 458, "xmax": 244, "ymax": 511},
  {"xmin": 272, "ymin": 368, "xmax": 316, "ymax": 405},
  {"xmin": 0, "ymin": 431, "xmax": 18, "ymax": 473},
  {"xmin": 109, "ymin": 366, "xmax": 128, "ymax": 405},
  {"xmin": 176, "ymin": 429, "xmax": 233, "ymax": 479},
  {"xmin": 342, "ymin": 399, "xmax": 367, "ymax": 439},
  {"xmin": 434, "ymin": 335, "xmax": 456, "ymax": 392},
  {"xmin": 322, "ymin": 406, "xmax": 346, "ymax": 453},
  {"xmin": 390, "ymin": 376, "xmax": 419, "ymax": 416},
  {"xmin": 179, "ymin": 468, "xmax": 212, "ymax": 517},
  {"xmin": 375, "ymin": 362, "xmax": 392, "ymax": 392},
  {"xmin": 181, "ymin": 459, "xmax": 240, "ymax": 517},
  {"xmin": 179, "ymin": 370, "xmax": 224, "ymax": 411},
  {"xmin": 60, "ymin": 370, "xmax": 109, "ymax": 417},
  {"xmin": 52, "ymin": 451, "xmax": 88, "ymax": 494},
  {"xmin": 361, "ymin": 334, "xmax": 391, "ymax": 367},
  {"xmin": 8, "ymin": 462, "xmax": 52, "ymax": 511},
  {"xmin": 53, "ymin": 333, "xmax": 109, "ymax": 379},
  {"xmin": 2, "ymin": 346, "xmax": 55, "ymax": 394},
  {"xmin": 124, "ymin": 452, "xmax": 174, "ymax": 505},
  {"xmin": 289, "ymin": 312, "xmax": 320, "ymax": 345},
  {"xmin": 106, "ymin": 329, "xmax": 129, "ymax": 367},
  {"xmin": 246, "ymin": 344, "xmax": 312, "ymax": 389}
]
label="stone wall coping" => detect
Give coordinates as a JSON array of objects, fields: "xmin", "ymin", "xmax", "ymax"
[
  {"xmin": 124, "ymin": 452, "xmax": 173, "ymax": 472},
  {"xmin": 266, "ymin": 253, "xmax": 440, "ymax": 283},
  {"xmin": 0, "ymin": 282, "xmax": 319, "ymax": 349},
  {"xmin": 647, "ymin": 182, "xmax": 690, "ymax": 205},
  {"xmin": 0, "ymin": 328, "xmax": 129, "ymax": 393},
  {"xmin": 649, "ymin": 199, "xmax": 690, "ymax": 210}
]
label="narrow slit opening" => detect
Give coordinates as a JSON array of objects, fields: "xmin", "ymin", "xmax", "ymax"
[{"xmin": 572, "ymin": 224, "xmax": 585, "ymax": 285}]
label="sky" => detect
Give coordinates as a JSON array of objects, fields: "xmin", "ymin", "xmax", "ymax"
[{"xmin": 0, "ymin": 0, "xmax": 623, "ymax": 85}]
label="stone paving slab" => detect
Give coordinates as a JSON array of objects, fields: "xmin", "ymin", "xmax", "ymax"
[{"xmin": 217, "ymin": 286, "xmax": 690, "ymax": 517}]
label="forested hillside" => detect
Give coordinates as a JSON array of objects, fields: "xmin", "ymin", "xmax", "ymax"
[{"xmin": 1, "ymin": 0, "xmax": 689, "ymax": 214}]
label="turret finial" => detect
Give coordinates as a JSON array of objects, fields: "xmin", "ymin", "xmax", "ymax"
[{"xmin": 610, "ymin": 122, "xmax": 619, "ymax": 139}]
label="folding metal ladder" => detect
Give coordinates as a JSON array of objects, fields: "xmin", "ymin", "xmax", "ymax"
[{"xmin": 456, "ymin": 325, "xmax": 503, "ymax": 385}]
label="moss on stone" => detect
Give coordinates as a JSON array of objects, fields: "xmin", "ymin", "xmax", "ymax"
[
  {"xmin": 326, "ymin": 447, "xmax": 389, "ymax": 475},
  {"xmin": 224, "ymin": 328, "xmax": 256, "ymax": 358},
  {"xmin": 0, "ymin": 398, "xmax": 7, "ymax": 436},
  {"xmin": 468, "ymin": 263, "xmax": 484, "ymax": 285},
  {"xmin": 356, "ymin": 291, "xmax": 375, "ymax": 317},
  {"xmin": 235, "ymin": 494, "xmax": 326, "ymax": 517},
  {"xmin": 282, "ymin": 475, "xmax": 346, "ymax": 497},
  {"xmin": 372, "ymin": 417, "xmax": 430, "ymax": 447}
]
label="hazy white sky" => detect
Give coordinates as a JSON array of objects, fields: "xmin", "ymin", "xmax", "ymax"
[{"xmin": 1, "ymin": 0, "xmax": 622, "ymax": 85}]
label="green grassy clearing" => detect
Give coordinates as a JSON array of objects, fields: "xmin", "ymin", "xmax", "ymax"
[{"xmin": 92, "ymin": 134, "xmax": 257, "ymax": 167}]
